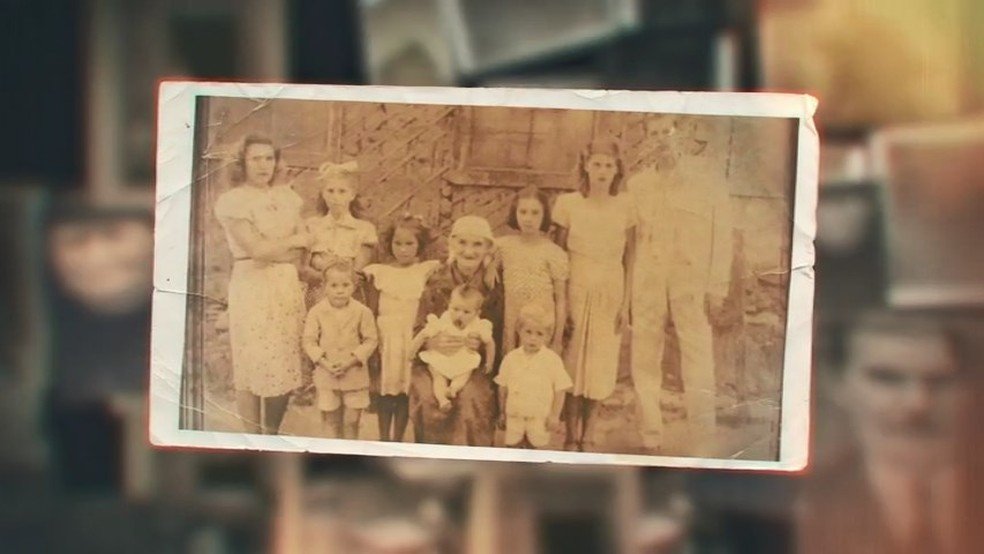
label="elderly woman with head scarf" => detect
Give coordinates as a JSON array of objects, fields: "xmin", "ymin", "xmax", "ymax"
[{"xmin": 407, "ymin": 215, "xmax": 504, "ymax": 447}]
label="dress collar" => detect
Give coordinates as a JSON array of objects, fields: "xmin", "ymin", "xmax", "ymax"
[{"xmin": 322, "ymin": 211, "xmax": 358, "ymax": 229}]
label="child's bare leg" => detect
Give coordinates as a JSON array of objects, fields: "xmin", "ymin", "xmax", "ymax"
[
  {"xmin": 235, "ymin": 391, "xmax": 262, "ymax": 434},
  {"xmin": 321, "ymin": 409, "xmax": 342, "ymax": 438},
  {"xmin": 377, "ymin": 395, "xmax": 394, "ymax": 441},
  {"xmin": 428, "ymin": 368, "xmax": 452, "ymax": 409},
  {"xmin": 343, "ymin": 408, "xmax": 362, "ymax": 440},
  {"xmin": 391, "ymin": 394, "xmax": 409, "ymax": 442},
  {"xmin": 564, "ymin": 394, "xmax": 582, "ymax": 450},
  {"xmin": 262, "ymin": 394, "xmax": 290, "ymax": 435},
  {"xmin": 580, "ymin": 398, "xmax": 596, "ymax": 450},
  {"xmin": 447, "ymin": 372, "xmax": 470, "ymax": 398}
]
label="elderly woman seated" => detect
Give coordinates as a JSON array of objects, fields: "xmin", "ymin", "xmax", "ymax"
[{"xmin": 408, "ymin": 215, "xmax": 504, "ymax": 447}]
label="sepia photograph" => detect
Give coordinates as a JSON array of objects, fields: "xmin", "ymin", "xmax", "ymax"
[{"xmin": 151, "ymin": 82, "xmax": 817, "ymax": 470}]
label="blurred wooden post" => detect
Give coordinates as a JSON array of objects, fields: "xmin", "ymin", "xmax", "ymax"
[
  {"xmin": 613, "ymin": 468, "xmax": 643, "ymax": 554},
  {"xmin": 271, "ymin": 453, "xmax": 304, "ymax": 554},
  {"xmin": 180, "ymin": 96, "xmax": 212, "ymax": 432},
  {"xmin": 108, "ymin": 392, "xmax": 157, "ymax": 501},
  {"xmin": 466, "ymin": 467, "xmax": 504, "ymax": 554}
]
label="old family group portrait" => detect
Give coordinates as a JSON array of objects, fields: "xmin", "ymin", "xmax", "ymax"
[{"xmin": 187, "ymin": 97, "xmax": 798, "ymax": 461}]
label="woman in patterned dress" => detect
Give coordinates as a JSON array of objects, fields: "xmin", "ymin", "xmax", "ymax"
[{"xmin": 214, "ymin": 135, "xmax": 311, "ymax": 434}]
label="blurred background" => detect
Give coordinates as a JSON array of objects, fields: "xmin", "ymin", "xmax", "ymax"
[{"xmin": 1, "ymin": 0, "xmax": 981, "ymax": 552}]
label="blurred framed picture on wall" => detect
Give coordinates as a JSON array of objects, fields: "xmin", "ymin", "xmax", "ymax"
[
  {"xmin": 0, "ymin": 185, "xmax": 48, "ymax": 471},
  {"xmin": 85, "ymin": 0, "xmax": 287, "ymax": 204},
  {"xmin": 440, "ymin": 0, "xmax": 640, "ymax": 77},
  {"xmin": 814, "ymin": 181, "xmax": 887, "ymax": 321},
  {"xmin": 759, "ymin": 0, "xmax": 975, "ymax": 131},
  {"xmin": 358, "ymin": 0, "xmax": 457, "ymax": 86},
  {"xmin": 872, "ymin": 119, "xmax": 984, "ymax": 307}
]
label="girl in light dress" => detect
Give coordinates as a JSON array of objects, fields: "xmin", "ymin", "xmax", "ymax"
[
  {"xmin": 553, "ymin": 139, "xmax": 637, "ymax": 452},
  {"xmin": 496, "ymin": 185, "xmax": 569, "ymax": 354},
  {"xmin": 362, "ymin": 214, "xmax": 440, "ymax": 442},
  {"xmin": 303, "ymin": 160, "xmax": 378, "ymax": 305}
]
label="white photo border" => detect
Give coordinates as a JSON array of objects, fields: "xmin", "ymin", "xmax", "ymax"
[{"xmin": 150, "ymin": 82, "xmax": 819, "ymax": 471}]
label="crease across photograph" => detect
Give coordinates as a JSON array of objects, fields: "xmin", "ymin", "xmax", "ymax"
[{"xmin": 151, "ymin": 82, "xmax": 818, "ymax": 470}]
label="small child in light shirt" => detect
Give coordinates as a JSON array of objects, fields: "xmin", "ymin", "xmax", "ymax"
[
  {"xmin": 411, "ymin": 284, "xmax": 495, "ymax": 412},
  {"xmin": 303, "ymin": 261, "xmax": 378, "ymax": 440},
  {"xmin": 495, "ymin": 303, "xmax": 572, "ymax": 448}
]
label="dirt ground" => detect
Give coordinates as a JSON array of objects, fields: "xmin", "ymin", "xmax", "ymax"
[{"xmin": 204, "ymin": 338, "xmax": 779, "ymax": 461}]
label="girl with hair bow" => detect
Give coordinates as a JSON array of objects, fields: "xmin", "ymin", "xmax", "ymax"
[
  {"xmin": 296, "ymin": 160, "xmax": 379, "ymax": 404},
  {"xmin": 302, "ymin": 160, "xmax": 379, "ymax": 304}
]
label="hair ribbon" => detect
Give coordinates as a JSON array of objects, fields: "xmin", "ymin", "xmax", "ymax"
[{"xmin": 318, "ymin": 160, "xmax": 359, "ymax": 180}]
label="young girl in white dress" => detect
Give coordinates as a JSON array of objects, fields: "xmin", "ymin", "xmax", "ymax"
[
  {"xmin": 362, "ymin": 214, "xmax": 440, "ymax": 441},
  {"xmin": 553, "ymin": 139, "xmax": 637, "ymax": 452},
  {"xmin": 496, "ymin": 185, "xmax": 569, "ymax": 354},
  {"xmin": 411, "ymin": 285, "xmax": 495, "ymax": 412}
]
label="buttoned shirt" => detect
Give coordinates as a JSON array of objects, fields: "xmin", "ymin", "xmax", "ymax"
[
  {"xmin": 494, "ymin": 347, "xmax": 572, "ymax": 419},
  {"xmin": 303, "ymin": 299, "xmax": 378, "ymax": 390},
  {"xmin": 306, "ymin": 212, "xmax": 378, "ymax": 262},
  {"xmin": 626, "ymin": 162, "xmax": 733, "ymax": 295}
]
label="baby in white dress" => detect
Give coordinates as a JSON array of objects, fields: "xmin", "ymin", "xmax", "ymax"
[{"xmin": 411, "ymin": 284, "xmax": 495, "ymax": 411}]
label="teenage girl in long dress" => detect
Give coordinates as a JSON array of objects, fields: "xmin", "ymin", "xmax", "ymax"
[{"xmin": 553, "ymin": 139, "xmax": 637, "ymax": 451}]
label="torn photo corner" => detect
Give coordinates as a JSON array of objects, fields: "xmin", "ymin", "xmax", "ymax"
[{"xmin": 150, "ymin": 81, "xmax": 819, "ymax": 470}]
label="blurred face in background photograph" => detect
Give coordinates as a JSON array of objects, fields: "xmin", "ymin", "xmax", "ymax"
[
  {"xmin": 49, "ymin": 216, "xmax": 154, "ymax": 315},
  {"xmin": 839, "ymin": 323, "xmax": 968, "ymax": 472}
]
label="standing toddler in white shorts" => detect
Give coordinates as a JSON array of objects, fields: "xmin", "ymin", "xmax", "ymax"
[{"xmin": 495, "ymin": 303, "xmax": 572, "ymax": 448}]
